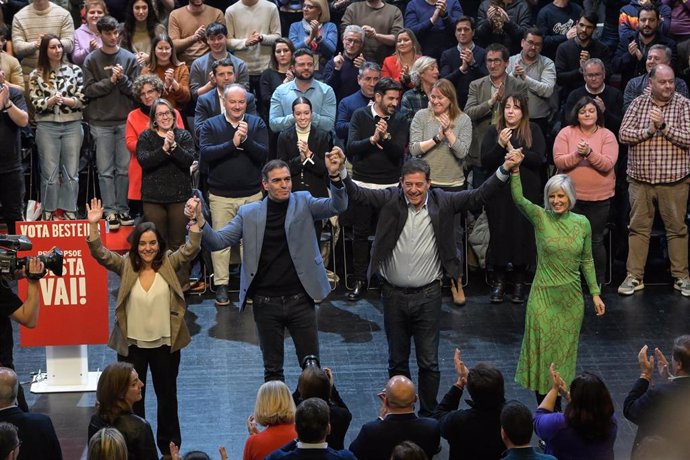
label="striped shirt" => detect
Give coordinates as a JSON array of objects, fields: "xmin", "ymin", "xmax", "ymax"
[{"xmin": 619, "ymin": 92, "xmax": 690, "ymax": 184}]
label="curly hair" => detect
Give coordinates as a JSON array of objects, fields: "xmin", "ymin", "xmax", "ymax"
[{"xmin": 132, "ymin": 74, "xmax": 164, "ymax": 101}]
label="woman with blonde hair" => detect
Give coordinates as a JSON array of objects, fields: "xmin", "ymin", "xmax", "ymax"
[
  {"xmin": 381, "ymin": 28, "xmax": 421, "ymax": 88},
  {"xmin": 88, "ymin": 427, "xmax": 128, "ymax": 460},
  {"xmin": 288, "ymin": 0, "xmax": 337, "ymax": 71},
  {"xmin": 401, "ymin": 56, "xmax": 439, "ymax": 122},
  {"xmin": 243, "ymin": 381, "xmax": 297, "ymax": 460},
  {"xmin": 409, "ymin": 78, "xmax": 472, "ymax": 305}
]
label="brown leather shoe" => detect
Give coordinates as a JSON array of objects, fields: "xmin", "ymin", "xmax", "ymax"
[{"xmin": 450, "ymin": 279, "xmax": 466, "ymax": 306}]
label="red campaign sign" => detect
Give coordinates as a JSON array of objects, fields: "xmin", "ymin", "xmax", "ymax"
[{"xmin": 16, "ymin": 220, "xmax": 109, "ymax": 346}]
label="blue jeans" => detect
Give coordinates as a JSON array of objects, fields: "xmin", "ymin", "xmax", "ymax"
[
  {"xmin": 90, "ymin": 124, "xmax": 129, "ymax": 214},
  {"xmin": 36, "ymin": 120, "xmax": 82, "ymax": 212},
  {"xmin": 252, "ymin": 292, "xmax": 318, "ymax": 382},
  {"xmin": 381, "ymin": 280, "xmax": 442, "ymax": 416}
]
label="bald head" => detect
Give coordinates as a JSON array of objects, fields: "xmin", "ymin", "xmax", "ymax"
[
  {"xmin": 649, "ymin": 64, "xmax": 676, "ymax": 103},
  {"xmin": 385, "ymin": 376, "xmax": 417, "ymax": 410},
  {"xmin": 0, "ymin": 368, "xmax": 18, "ymax": 407}
]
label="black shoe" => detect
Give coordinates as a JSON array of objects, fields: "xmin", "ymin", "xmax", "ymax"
[
  {"xmin": 511, "ymin": 283, "xmax": 526, "ymax": 304},
  {"xmin": 489, "ymin": 282, "xmax": 505, "ymax": 303},
  {"xmin": 215, "ymin": 285, "xmax": 230, "ymax": 306},
  {"xmin": 347, "ymin": 280, "xmax": 367, "ymax": 301}
]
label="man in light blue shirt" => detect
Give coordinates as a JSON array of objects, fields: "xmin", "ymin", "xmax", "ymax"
[{"xmin": 269, "ymin": 48, "xmax": 337, "ymax": 132}]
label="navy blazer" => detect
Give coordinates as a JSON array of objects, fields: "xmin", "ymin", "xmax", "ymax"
[
  {"xmin": 349, "ymin": 412, "xmax": 440, "ymax": 460},
  {"xmin": 0, "ymin": 406, "xmax": 62, "ymax": 460},
  {"xmin": 439, "ymin": 44, "xmax": 487, "ymax": 109},
  {"xmin": 201, "ymin": 182, "xmax": 348, "ymax": 308},
  {"xmin": 267, "ymin": 440, "xmax": 357, "ymax": 459}
]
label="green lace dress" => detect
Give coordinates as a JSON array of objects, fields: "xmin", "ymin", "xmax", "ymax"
[{"xmin": 511, "ymin": 175, "xmax": 600, "ymax": 394}]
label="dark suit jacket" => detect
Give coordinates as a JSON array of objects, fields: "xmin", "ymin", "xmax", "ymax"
[
  {"xmin": 266, "ymin": 440, "xmax": 357, "ymax": 459},
  {"xmin": 343, "ymin": 171, "xmax": 505, "ymax": 284},
  {"xmin": 349, "ymin": 412, "xmax": 440, "ymax": 460},
  {"xmin": 439, "ymin": 44, "xmax": 488, "ymax": 110},
  {"xmin": 624, "ymin": 376, "xmax": 690, "ymax": 458},
  {"xmin": 0, "ymin": 406, "xmax": 62, "ymax": 460}
]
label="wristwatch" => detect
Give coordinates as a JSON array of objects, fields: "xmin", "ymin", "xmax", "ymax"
[{"xmin": 658, "ymin": 122, "xmax": 667, "ymax": 131}]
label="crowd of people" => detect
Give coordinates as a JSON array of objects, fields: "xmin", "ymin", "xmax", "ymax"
[{"xmin": 1, "ymin": 0, "xmax": 690, "ymax": 456}]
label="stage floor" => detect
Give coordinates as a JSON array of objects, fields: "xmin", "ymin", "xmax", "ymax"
[{"xmin": 14, "ymin": 268, "xmax": 690, "ymax": 460}]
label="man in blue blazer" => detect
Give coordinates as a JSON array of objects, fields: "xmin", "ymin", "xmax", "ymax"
[{"xmin": 186, "ymin": 156, "xmax": 348, "ymax": 381}]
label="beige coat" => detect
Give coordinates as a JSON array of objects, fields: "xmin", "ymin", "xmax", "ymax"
[{"xmin": 87, "ymin": 231, "xmax": 201, "ymax": 356}]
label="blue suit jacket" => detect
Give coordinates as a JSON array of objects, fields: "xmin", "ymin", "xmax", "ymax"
[
  {"xmin": 267, "ymin": 440, "xmax": 356, "ymax": 459},
  {"xmin": 201, "ymin": 182, "xmax": 348, "ymax": 309}
]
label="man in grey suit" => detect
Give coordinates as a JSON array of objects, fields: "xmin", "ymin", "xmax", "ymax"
[
  {"xmin": 185, "ymin": 155, "xmax": 347, "ymax": 381},
  {"xmin": 465, "ymin": 43, "xmax": 528, "ymax": 186}
]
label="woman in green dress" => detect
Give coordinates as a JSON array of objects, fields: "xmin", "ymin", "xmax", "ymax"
[{"xmin": 510, "ymin": 169, "xmax": 606, "ymax": 403}]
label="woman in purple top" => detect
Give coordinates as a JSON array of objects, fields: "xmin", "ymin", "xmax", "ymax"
[{"xmin": 534, "ymin": 365, "xmax": 617, "ymax": 460}]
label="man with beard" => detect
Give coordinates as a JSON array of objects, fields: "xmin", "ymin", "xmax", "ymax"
[
  {"xmin": 613, "ymin": 4, "xmax": 677, "ymax": 89},
  {"xmin": 270, "ymin": 48, "xmax": 336, "ymax": 132},
  {"xmin": 322, "ymin": 25, "xmax": 368, "ymax": 102},
  {"xmin": 335, "ymin": 62, "xmax": 381, "ymax": 142},
  {"xmin": 555, "ymin": 11, "xmax": 612, "ymax": 99}
]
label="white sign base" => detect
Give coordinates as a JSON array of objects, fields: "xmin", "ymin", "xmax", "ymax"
[{"xmin": 30, "ymin": 345, "xmax": 100, "ymax": 393}]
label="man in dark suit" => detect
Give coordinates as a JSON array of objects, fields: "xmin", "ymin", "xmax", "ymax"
[
  {"xmin": 349, "ymin": 376, "xmax": 440, "ymax": 459},
  {"xmin": 0, "ymin": 368, "xmax": 62, "ymax": 460},
  {"xmin": 624, "ymin": 336, "xmax": 690, "ymax": 459}
]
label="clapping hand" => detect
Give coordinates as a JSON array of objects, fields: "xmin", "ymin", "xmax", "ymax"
[
  {"xmin": 89, "ymin": 38, "xmax": 99, "ymax": 51},
  {"xmin": 169, "ymin": 442, "xmax": 181, "ymax": 460},
  {"xmin": 86, "ymin": 198, "xmax": 104, "ymax": 224},
  {"xmin": 309, "ymin": 20, "xmax": 320, "ymax": 38},
  {"xmin": 247, "ymin": 415, "xmax": 260, "ymax": 435},
  {"xmin": 194, "ymin": 24, "xmax": 206, "ymax": 42},
  {"xmin": 498, "ymin": 128, "xmax": 512, "ymax": 148},
  {"xmin": 513, "ymin": 61, "xmax": 525, "ymax": 79},
  {"xmin": 136, "ymin": 52, "xmax": 149, "ymax": 67},
  {"xmin": 164, "ymin": 68, "xmax": 175, "ymax": 89},
  {"xmin": 233, "ymin": 120, "xmax": 248, "ymax": 147},
  {"xmin": 576, "ymin": 139, "xmax": 591, "ymax": 157},
  {"xmin": 297, "ymin": 139, "xmax": 310, "ymax": 162},
  {"xmin": 655, "ymin": 347, "xmax": 671, "ymax": 379},
  {"xmin": 454, "ymin": 348, "xmax": 469, "ymax": 388},
  {"xmin": 163, "ymin": 130, "xmax": 175, "ymax": 154},
  {"xmin": 549, "ymin": 363, "xmax": 570, "ymax": 400},
  {"xmin": 638, "ymin": 345, "xmax": 655, "ymax": 380},
  {"xmin": 628, "ymin": 40, "xmax": 643, "ymax": 60},
  {"xmin": 0, "ymin": 85, "xmax": 8, "ymax": 108}
]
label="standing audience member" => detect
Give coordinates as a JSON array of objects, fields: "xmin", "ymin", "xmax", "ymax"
[
  {"xmin": 87, "ymin": 198, "xmax": 201, "ymax": 458},
  {"xmin": 381, "ymin": 29, "xmax": 421, "ymax": 88},
  {"xmin": 260, "ymin": 37, "xmax": 295, "ymax": 121},
  {"xmin": 432, "ymin": 349, "xmax": 507, "ymax": 460},
  {"xmin": 288, "ymin": 0, "xmax": 337, "ymax": 71},
  {"xmin": 30, "ymin": 34, "xmax": 86, "ymax": 221},
  {"xmin": 349, "ymin": 376, "xmax": 440, "ymax": 459},
  {"xmin": 322, "ymin": 25, "xmax": 366, "ymax": 102},
  {"xmin": 198, "ymin": 84, "xmax": 267, "ymax": 306},
  {"xmin": 553, "ymin": 96, "xmax": 618, "ymax": 286},
  {"xmin": 624, "ymin": 337, "xmax": 690, "ymax": 458},
  {"xmin": 619, "ymin": 0, "xmax": 672, "ymax": 42},
  {"xmin": 0, "ymin": 26, "xmax": 23, "ymax": 93},
  {"xmin": 409, "ymin": 79, "xmax": 471, "ymax": 305},
  {"xmin": 335, "ymin": 62, "xmax": 380, "ymax": 142},
  {"xmin": 618, "ymin": 64, "xmax": 690, "ymax": 296},
  {"xmin": 536, "ymin": 0, "xmax": 581, "ymax": 59},
  {"xmin": 404, "ymin": 0, "xmax": 463, "ymax": 59},
  {"xmin": 340, "ymin": 0, "xmax": 404, "ymax": 64},
  {"xmin": 141, "ymin": 34, "xmax": 191, "ymax": 110},
  {"xmin": 244, "ymin": 381, "xmax": 297, "ymax": 460},
  {"xmin": 87, "ymin": 362, "xmax": 158, "ymax": 460},
  {"xmin": 481, "ymin": 93, "xmax": 545, "ymax": 303},
  {"xmin": 83, "ymin": 16, "xmax": 140, "ymax": 230},
  {"xmin": 168, "ymin": 0, "xmax": 224, "ymax": 66},
  {"xmin": 500, "ymin": 401, "xmax": 556, "ymax": 460},
  {"xmin": 400, "ymin": 56, "xmax": 439, "ymax": 122},
  {"xmin": 510, "ymin": 171, "xmax": 605, "ymax": 405},
  {"xmin": 475, "ymin": 0, "xmax": 531, "ymax": 55},
  {"xmin": 120, "ymin": 0, "xmax": 166, "ymax": 68},
  {"xmin": 88, "ymin": 428, "xmax": 128, "ymax": 460},
  {"xmin": 0, "ymin": 368, "xmax": 62, "ymax": 460},
  {"xmin": 72, "ymin": 0, "xmax": 106, "ymax": 66},
  {"xmin": 534, "ymin": 365, "xmax": 617, "ymax": 460}
]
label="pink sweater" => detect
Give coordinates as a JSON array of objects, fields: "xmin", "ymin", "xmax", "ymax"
[{"xmin": 553, "ymin": 125, "xmax": 619, "ymax": 201}]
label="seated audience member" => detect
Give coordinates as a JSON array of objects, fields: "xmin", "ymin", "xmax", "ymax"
[
  {"xmin": 624, "ymin": 337, "xmax": 690, "ymax": 458},
  {"xmin": 293, "ymin": 364, "xmax": 352, "ymax": 450},
  {"xmin": 345, "ymin": 77, "xmax": 408, "ymax": 301},
  {"xmin": 555, "ymin": 11, "xmax": 612, "ymax": 100},
  {"xmin": 335, "ymin": 62, "xmax": 381, "ymax": 142},
  {"xmin": 194, "ymin": 58, "xmax": 257, "ymax": 138},
  {"xmin": 564, "ymin": 58, "xmax": 623, "ymax": 134},
  {"xmin": 475, "ymin": 0, "xmax": 531, "ymax": 55},
  {"xmin": 440, "ymin": 16, "xmax": 487, "ymax": 109},
  {"xmin": 0, "ymin": 26, "xmax": 23, "ymax": 92},
  {"xmin": 225, "ymin": 0, "xmax": 282, "ymax": 94},
  {"xmin": 613, "ymin": 4, "xmax": 677, "ymax": 87},
  {"xmin": 270, "ymin": 49, "xmax": 336, "ymax": 133},
  {"xmin": 244, "ymin": 381, "xmax": 297, "ymax": 460},
  {"xmin": 120, "ymin": 0, "xmax": 167, "ymax": 68},
  {"xmin": 322, "ymin": 25, "xmax": 367, "ymax": 102},
  {"xmin": 400, "ymin": 56, "xmax": 439, "ymax": 122},
  {"xmin": 404, "ymin": 0, "xmax": 463, "ymax": 59},
  {"xmin": 535, "ymin": 364, "xmax": 617, "ymax": 460},
  {"xmin": 288, "ymin": 0, "xmax": 337, "ymax": 70},
  {"xmin": 432, "ymin": 349, "xmax": 506, "ymax": 460},
  {"xmin": 88, "ymin": 427, "xmax": 128, "ymax": 460},
  {"xmin": 500, "ymin": 401, "xmax": 556, "ymax": 460},
  {"xmin": 189, "ymin": 22, "xmax": 250, "ymax": 99},
  {"xmin": 464, "ymin": 43, "xmax": 527, "ymax": 185},
  {"xmin": 349, "ymin": 376, "xmax": 440, "ymax": 460},
  {"xmin": 72, "ymin": 0, "xmax": 106, "ymax": 66},
  {"xmin": 340, "ymin": 0, "xmax": 404, "ymax": 64},
  {"xmin": 168, "ymin": 0, "xmax": 224, "ymax": 66},
  {"xmin": 142, "ymin": 34, "xmax": 191, "ymax": 110},
  {"xmin": 0, "ymin": 368, "xmax": 62, "ymax": 460},
  {"xmin": 389, "ymin": 441, "xmax": 428, "ymax": 460},
  {"xmin": 0, "ymin": 422, "xmax": 20, "ymax": 460},
  {"xmin": 619, "ymin": 0, "xmax": 671, "ymax": 42},
  {"xmin": 198, "ymin": 84, "xmax": 267, "ymax": 306},
  {"xmin": 266, "ymin": 398, "xmax": 356, "ymax": 459},
  {"xmin": 381, "ymin": 29, "xmax": 421, "ymax": 88},
  {"xmin": 88, "ymin": 362, "xmax": 158, "ymax": 460},
  {"xmin": 622, "ymin": 44, "xmax": 688, "ymax": 112},
  {"xmin": 536, "ymin": 0, "xmax": 581, "ymax": 59}
]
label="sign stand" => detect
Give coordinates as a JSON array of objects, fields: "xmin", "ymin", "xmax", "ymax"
[{"xmin": 30, "ymin": 345, "xmax": 101, "ymax": 393}]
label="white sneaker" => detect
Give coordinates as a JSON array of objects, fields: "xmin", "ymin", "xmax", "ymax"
[
  {"xmin": 618, "ymin": 274, "xmax": 644, "ymax": 295},
  {"xmin": 674, "ymin": 277, "xmax": 690, "ymax": 297}
]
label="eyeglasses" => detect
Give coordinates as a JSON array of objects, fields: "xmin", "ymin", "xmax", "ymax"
[
  {"xmin": 524, "ymin": 39, "xmax": 543, "ymax": 48},
  {"xmin": 156, "ymin": 111, "xmax": 173, "ymax": 118},
  {"xmin": 344, "ymin": 38, "xmax": 362, "ymax": 45},
  {"xmin": 584, "ymin": 72, "xmax": 603, "ymax": 78}
]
